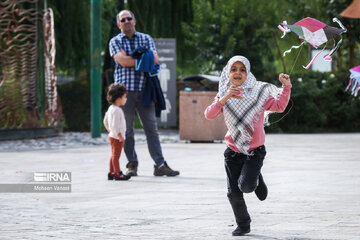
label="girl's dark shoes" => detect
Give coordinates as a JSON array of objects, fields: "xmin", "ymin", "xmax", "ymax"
[
  {"xmin": 232, "ymin": 226, "xmax": 250, "ymax": 236},
  {"xmin": 255, "ymin": 173, "xmax": 268, "ymax": 201},
  {"xmin": 107, "ymin": 172, "xmax": 131, "ymax": 181}
]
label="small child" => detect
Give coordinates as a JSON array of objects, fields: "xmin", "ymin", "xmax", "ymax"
[
  {"xmin": 204, "ymin": 56, "xmax": 291, "ymax": 236},
  {"xmin": 104, "ymin": 84, "xmax": 130, "ymax": 181}
]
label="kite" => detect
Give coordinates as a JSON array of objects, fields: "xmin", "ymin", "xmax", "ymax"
[
  {"xmin": 278, "ymin": 17, "xmax": 347, "ymax": 70},
  {"xmin": 345, "ymin": 65, "xmax": 360, "ymax": 97}
]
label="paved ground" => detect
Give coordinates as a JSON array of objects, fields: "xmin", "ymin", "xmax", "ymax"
[{"xmin": 0, "ymin": 132, "xmax": 359, "ymax": 240}]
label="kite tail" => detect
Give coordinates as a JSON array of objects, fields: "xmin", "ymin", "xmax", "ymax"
[
  {"xmin": 345, "ymin": 77, "xmax": 360, "ymax": 96},
  {"xmin": 323, "ymin": 37, "xmax": 343, "ymax": 61},
  {"xmin": 322, "ymin": 19, "xmax": 346, "ymax": 62},
  {"xmin": 333, "ymin": 18, "xmax": 347, "ymax": 33},
  {"xmin": 346, "ymin": 77, "xmax": 360, "ymax": 96},
  {"xmin": 351, "ymin": 80, "xmax": 359, "ymax": 96},
  {"xmin": 345, "ymin": 77, "xmax": 353, "ymax": 92},
  {"xmin": 303, "ymin": 44, "xmax": 327, "ymax": 69},
  {"xmin": 278, "ymin": 21, "xmax": 290, "ymax": 38},
  {"xmin": 307, "ymin": 42, "xmax": 318, "ymax": 49},
  {"xmin": 283, "ymin": 41, "xmax": 304, "ymax": 56},
  {"xmin": 355, "ymin": 86, "xmax": 360, "ymax": 97}
]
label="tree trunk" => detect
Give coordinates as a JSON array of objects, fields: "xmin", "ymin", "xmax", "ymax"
[{"xmin": 349, "ymin": 41, "xmax": 355, "ymax": 68}]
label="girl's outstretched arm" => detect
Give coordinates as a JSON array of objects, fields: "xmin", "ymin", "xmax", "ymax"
[{"xmin": 264, "ymin": 74, "xmax": 292, "ymax": 112}]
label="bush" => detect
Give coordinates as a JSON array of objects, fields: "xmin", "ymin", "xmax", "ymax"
[
  {"xmin": 57, "ymin": 81, "xmax": 90, "ymax": 131},
  {"xmin": 263, "ymin": 71, "xmax": 360, "ymax": 133},
  {"xmin": 58, "ymin": 80, "xmax": 143, "ymax": 131}
]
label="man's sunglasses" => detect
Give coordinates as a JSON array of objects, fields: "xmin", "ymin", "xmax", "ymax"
[{"xmin": 120, "ymin": 17, "xmax": 133, "ymax": 23}]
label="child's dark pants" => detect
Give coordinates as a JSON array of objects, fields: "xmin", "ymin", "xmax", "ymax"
[{"xmin": 224, "ymin": 145, "xmax": 266, "ymax": 227}]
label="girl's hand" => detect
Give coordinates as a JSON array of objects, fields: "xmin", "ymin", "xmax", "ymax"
[
  {"xmin": 220, "ymin": 85, "xmax": 243, "ymax": 105},
  {"xmin": 227, "ymin": 85, "xmax": 243, "ymax": 98},
  {"xmin": 279, "ymin": 73, "xmax": 291, "ymax": 86}
]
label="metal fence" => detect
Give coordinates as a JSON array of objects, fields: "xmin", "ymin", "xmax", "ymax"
[{"xmin": 0, "ymin": 0, "xmax": 63, "ymax": 130}]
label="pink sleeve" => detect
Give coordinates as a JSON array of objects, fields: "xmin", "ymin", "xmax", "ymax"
[
  {"xmin": 204, "ymin": 96, "xmax": 224, "ymax": 119},
  {"xmin": 264, "ymin": 85, "xmax": 292, "ymax": 112}
]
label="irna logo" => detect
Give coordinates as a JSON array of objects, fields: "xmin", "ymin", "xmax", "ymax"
[{"xmin": 33, "ymin": 172, "xmax": 71, "ymax": 182}]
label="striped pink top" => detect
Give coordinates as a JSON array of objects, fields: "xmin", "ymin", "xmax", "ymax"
[{"xmin": 204, "ymin": 85, "xmax": 291, "ymax": 152}]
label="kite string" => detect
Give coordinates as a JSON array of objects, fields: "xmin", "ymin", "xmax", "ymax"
[
  {"xmin": 268, "ymin": 98, "xmax": 294, "ymax": 125},
  {"xmin": 274, "ymin": 41, "xmax": 300, "ymax": 125},
  {"xmin": 288, "ymin": 42, "xmax": 304, "ymax": 76}
]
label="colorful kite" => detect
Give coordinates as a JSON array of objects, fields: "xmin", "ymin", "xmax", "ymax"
[
  {"xmin": 278, "ymin": 17, "xmax": 347, "ymax": 69},
  {"xmin": 345, "ymin": 65, "xmax": 360, "ymax": 97}
]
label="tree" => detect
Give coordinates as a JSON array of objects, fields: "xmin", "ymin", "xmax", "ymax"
[
  {"xmin": 48, "ymin": 0, "xmax": 90, "ymax": 78},
  {"xmin": 182, "ymin": 0, "xmax": 293, "ymax": 77}
]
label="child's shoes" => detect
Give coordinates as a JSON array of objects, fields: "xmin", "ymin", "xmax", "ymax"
[
  {"xmin": 114, "ymin": 171, "xmax": 131, "ymax": 181},
  {"xmin": 108, "ymin": 172, "xmax": 115, "ymax": 180},
  {"xmin": 108, "ymin": 172, "xmax": 131, "ymax": 181}
]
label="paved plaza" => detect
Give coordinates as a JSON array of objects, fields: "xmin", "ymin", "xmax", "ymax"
[{"xmin": 0, "ymin": 132, "xmax": 360, "ymax": 239}]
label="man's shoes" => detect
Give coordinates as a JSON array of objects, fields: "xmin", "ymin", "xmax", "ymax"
[
  {"xmin": 232, "ymin": 226, "xmax": 250, "ymax": 236},
  {"xmin": 153, "ymin": 161, "xmax": 179, "ymax": 176},
  {"xmin": 126, "ymin": 161, "xmax": 138, "ymax": 176},
  {"xmin": 114, "ymin": 171, "xmax": 131, "ymax": 181},
  {"xmin": 255, "ymin": 173, "xmax": 268, "ymax": 201}
]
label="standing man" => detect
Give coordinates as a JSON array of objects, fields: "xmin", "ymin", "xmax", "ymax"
[{"xmin": 109, "ymin": 10, "xmax": 179, "ymax": 177}]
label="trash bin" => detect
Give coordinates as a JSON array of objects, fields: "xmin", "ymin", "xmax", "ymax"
[{"xmin": 179, "ymin": 75, "xmax": 227, "ymax": 141}]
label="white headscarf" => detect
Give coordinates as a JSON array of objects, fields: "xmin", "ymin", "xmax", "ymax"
[{"xmin": 218, "ymin": 56, "xmax": 282, "ymax": 154}]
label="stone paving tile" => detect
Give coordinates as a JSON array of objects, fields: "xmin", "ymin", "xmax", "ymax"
[
  {"xmin": 0, "ymin": 130, "xmax": 179, "ymax": 152},
  {"xmin": 0, "ymin": 133, "xmax": 359, "ymax": 239}
]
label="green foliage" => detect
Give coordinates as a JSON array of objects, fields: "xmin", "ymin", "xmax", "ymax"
[
  {"xmin": 121, "ymin": 0, "xmax": 194, "ymax": 77},
  {"xmin": 0, "ymin": 76, "xmax": 36, "ymax": 128},
  {"xmin": 182, "ymin": 0, "xmax": 302, "ymax": 76},
  {"xmin": 102, "ymin": 0, "xmax": 120, "ymax": 51},
  {"xmin": 57, "ymin": 81, "xmax": 90, "ymax": 131},
  {"xmin": 266, "ymin": 71, "xmax": 360, "ymax": 133},
  {"xmin": 48, "ymin": 1, "xmax": 90, "ymax": 77},
  {"xmin": 180, "ymin": 0, "xmax": 358, "ymax": 76},
  {"xmin": 49, "ymin": 0, "xmax": 359, "ymax": 76},
  {"xmin": 57, "ymin": 79, "xmax": 142, "ymax": 131}
]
